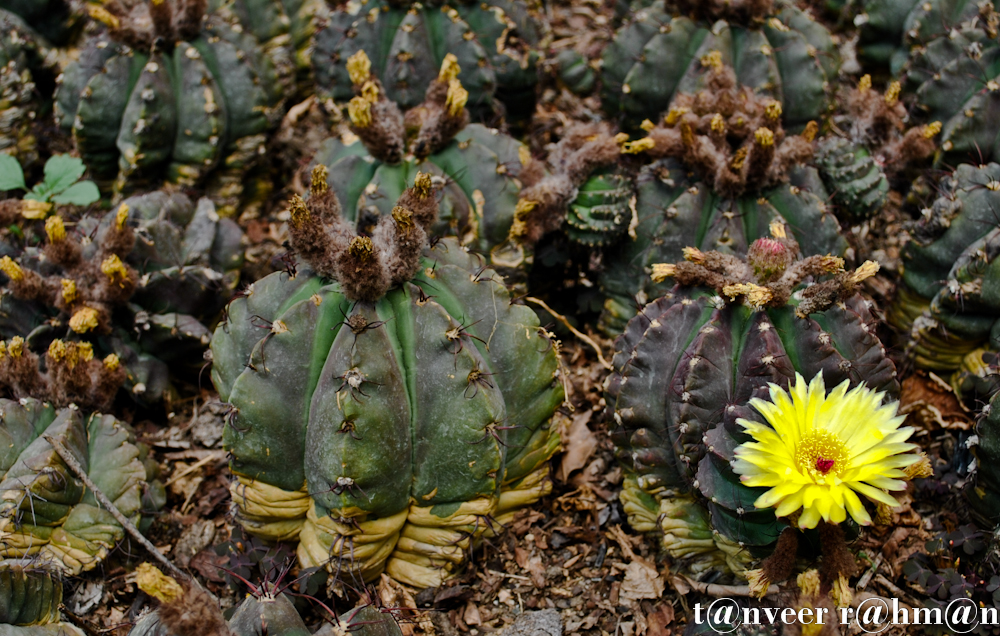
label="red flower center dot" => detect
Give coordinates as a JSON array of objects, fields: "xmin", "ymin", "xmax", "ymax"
[{"xmin": 815, "ymin": 457, "xmax": 835, "ymax": 474}]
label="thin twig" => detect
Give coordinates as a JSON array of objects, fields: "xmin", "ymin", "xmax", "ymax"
[
  {"xmin": 525, "ymin": 296, "xmax": 612, "ymax": 369},
  {"xmin": 43, "ymin": 433, "xmax": 193, "ymax": 585},
  {"xmin": 673, "ymin": 574, "xmax": 780, "ymax": 598}
]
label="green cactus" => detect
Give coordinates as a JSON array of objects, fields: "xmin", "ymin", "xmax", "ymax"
[
  {"xmin": 562, "ymin": 168, "xmax": 633, "ymax": 246},
  {"xmin": 608, "ymin": 233, "xmax": 897, "ymax": 576},
  {"xmin": 856, "ymin": 0, "xmax": 993, "ymax": 73},
  {"xmin": 597, "ymin": 160, "xmax": 846, "ymax": 334},
  {"xmin": 53, "ymin": 0, "xmax": 296, "ymax": 215},
  {"xmin": 889, "ymin": 163, "xmax": 1000, "ymax": 371},
  {"xmin": 0, "ymin": 398, "xmax": 164, "ymax": 575},
  {"xmin": 0, "ymin": 191, "xmax": 243, "ymax": 403},
  {"xmin": 211, "ymin": 170, "xmax": 563, "ymax": 589},
  {"xmin": 860, "ymin": 1, "xmax": 1000, "ymax": 165},
  {"xmin": 129, "ymin": 588, "xmax": 313, "ymax": 636},
  {"xmin": 814, "ymin": 136, "xmax": 889, "ymax": 223},
  {"xmin": 600, "ymin": 0, "xmax": 838, "ymax": 130},
  {"xmin": 312, "ymin": 53, "xmax": 528, "ymax": 259},
  {"xmin": 969, "ymin": 391, "xmax": 1000, "ymax": 529},
  {"xmin": 312, "ymin": 0, "xmax": 545, "ymax": 120},
  {"xmin": 0, "ymin": 561, "xmax": 64, "ymax": 628}
]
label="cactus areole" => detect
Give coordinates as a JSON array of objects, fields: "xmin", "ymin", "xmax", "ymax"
[
  {"xmin": 211, "ymin": 168, "xmax": 564, "ymax": 588},
  {"xmin": 608, "ymin": 225, "xmax": 899, "ymax": 577}
]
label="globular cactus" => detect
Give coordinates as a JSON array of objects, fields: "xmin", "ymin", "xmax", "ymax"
[
  {"xmin": 969, "ymin": 391, "xmax": 1000, "ymax": 529},
  {"xmin": 0, "ymin": 561, "xmax": 74, "ymax": 631},
  {"xmin": 860, "ymin": 0, "xmax": 1000, "ymax": 165},
  {"xmin": 53, "ymin": 0, "xmax": 295, "ymax": 214},
  {"xmin": 211, "ymin": 168, "xmax": 564, "ymax": 589},
  {"xmin": 211, "ymin": 0, "xmax": 324, "ymax": 91},
  {"xmin": 0, "ymin": 192, "xmax": 243, "ymax": 402},
  {"xmin": 0, "ymin": 398, "xmax": 164, "ymax": 575},
  {"xmin": 856, "ymin": 0, "xmax": 993, "ymax": 73},
  {"xmin": 312, "ymin": 52, "xmax": 528, "ymax": 259},
  {"xmin": 814, "ymin": 138, "xmax": 888, "ymax": 223},
  {"xmin": 312, "ymin": 0, "xmax": 545, "ymax": 120},
  {"xmin": 593, "ymin": 68, "xmax": 847, "ymax": 334},
  {"xmin": 601, "ymin": 0, "xmax": 839, "ymax": 130},
  {"xmin": 889, "ymin": 163, "xmax": 1000, "ymax": 371},
  {"xmin": 608, "ymin": 226, "xmax": 898, "ymax": 578},
  {"xmin": 814, "ymin": 76, "xmax": 941, "ymax": 223}
]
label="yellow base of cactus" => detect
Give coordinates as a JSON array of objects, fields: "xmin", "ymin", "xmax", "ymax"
[
  {"xmin": 233, "ymin": 461, "xmax": 556, "ymax": 588},
  {"xmin": 620, "ymin": 476, "xmax": 753, "ymax": 577},
  {"xmin": 888, "ymin": 285, "xmax": 985, "ymax": 371}
]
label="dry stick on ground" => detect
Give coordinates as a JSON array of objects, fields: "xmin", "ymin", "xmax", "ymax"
[
  {"xmin": 525, "ymin": 296, "xmax": 612, "ymax": 369},
  {"xmin": 674, "ymin": 575, "xmax": 780, "ymax": 598},
  {"xmin": 43, "ymin": 433, "xmax": 195, "ymax": 586}
]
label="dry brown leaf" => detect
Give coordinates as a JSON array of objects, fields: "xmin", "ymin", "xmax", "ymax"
[
  {"xmin": 620, "ymin": 561, "xmax": 665, "ymax": 603},
  {"xmin": 646, "ymin": 602, "xmax": 675, "ymax": 636},
  {"xmin": 556, "ymin": 411, "xmax": 598, "ymax": 482},
  {"xmin": 463, "ymin": 601, "xmax": 482, "ymax": 627},
  {"xmin": 899, "ymin": 374, "xmax": 971, "ymax": 430}
]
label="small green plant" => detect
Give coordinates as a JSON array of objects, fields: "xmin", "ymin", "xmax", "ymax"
[{"xmin": 0, "ymin": 153, "xmax": 99, "ymax": 215}]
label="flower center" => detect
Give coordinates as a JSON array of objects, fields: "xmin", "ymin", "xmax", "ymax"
[{"xmin": 795, "ymin": 429, "xmax": 848, "ymax": 482}]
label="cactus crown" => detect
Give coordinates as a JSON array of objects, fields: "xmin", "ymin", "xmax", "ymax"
[
  {"xmin": 89, "ymin": 0, "xmax": 208, "ymax": 50},
  {"xmin": 509, "ymin": 122, "xmax": 625, "ymax": 245},
  {"xmin": 0, "ymin": 206, "xmax": 138, "ymax": 409},
  {"xmin": 671, "ymin": 0, "xmax": 774, "ymax": 24},
  {"xmin": 651, "ymin": 221, "xmax": 879, "ymax": 315},
  {"xmin": 343, "ymin": 50, "xmax": 472, "ymax": 163},
  {"xmin": 287, "ymin": 167, "xmax": 441, "ymax": 302},
  {"xmin": 623, "ymin": 65, "xmax": 817, "ymax": 197}
]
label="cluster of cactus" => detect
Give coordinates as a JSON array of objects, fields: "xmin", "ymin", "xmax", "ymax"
[
  {"xmin": 858, "ymin": 0, "xmax": 1000, "ymax": 166},
  {"xmin": 211, "ymin": 167, "xmax": 564, "ymax": 588},
  {"xmin": 313, "ymin": 0, "xmax": 546, "ymax": 120},
  {"xmin": 601, "ymin": 0, "xmax": 839, "ymax": 130},
  {"xmin": 0, "ymin": 398, "xmax": 164, "ymax": 575},
  {"xmin": 511, "ymin": 62, "xmax": 848, "ymax": 334},
  {"xmin": 889, "ymin": 163, "xmax": 1000, "ymax": 371},
  {"xmin": 0, "ymin": 190, "xmax": 243, "ymax": 402},
  {"xmin": 312, "ymin": 51, "xmax": 528, "ymax": 258},
  {"xmin": 608, "ymin": 223, "xmax": 896, "ymax": 575},
  {"xmin": 52, "ymin": 0, "xmax": 296, "ymax": 213}
]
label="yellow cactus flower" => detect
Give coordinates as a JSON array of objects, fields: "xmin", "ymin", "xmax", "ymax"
[
  {"xmin": 104, "ymin": 354, "xmax": 121, "ymax": 371},
  {"xmin": 70, "ymin": 307, "xmax": 100, "ymax": 333},
  {"xmin": 0, "ymin": 256, "xmax": 23, "ymax": 281},
  {"xmin": 101, "ymin": 254, "xmax": 129, "ymax": 285},
  {"xmin": 445, "ymin": 79, "xmax": 468, "ymax": 117},
  {"xmin": 733, "ymin": 373, "xmax": 920, "ymax": 529},
  {"xmin": 348, "ymin": 96, "xmax": 372, "ymax": 128},
  {"xmin": 622, "ymin": 137, "xmax": 656, "ymax": 154},
  {"xmin": 438, "ymin": 53, "xmax": 461, "ymax": 82},
  {"xmin": 21, "ymin": 199, "xmax": 51, "ymax": 219},
  {"xmin": 115, "ymin": 203, "xmax": 130, "ymax": 229},
  {"xmin": 347, "ymin": 50, "xmax": 372, "ymax": 85},
  {"xmin": 45, "ymin": 216, "xmax": 66, "ymax": 242},
  {"xmin": 650, "ymin": 263, "xmax": 676, "ymax": 282},
  {"xmin": 61, "ymin": 279, "xmax": 78, "ymax": 304}
]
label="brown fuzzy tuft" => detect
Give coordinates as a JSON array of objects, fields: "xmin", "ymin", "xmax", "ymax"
[
  {"xmin": 631, "ymin": 65, "xmax": 815, "ymax": 197},
  {"xmin": 409, "ymin": 75, "xmax": 471, "ymax": 159},
  {"xmin": 511, "ymin": 122, "xmax": 623, "ymax": 245},
  {"xmin": 348, "ymin": 77, "xmax": 406, "ymax": 164},
  {"xmin": 837, "ymin": 77, "xmax": 938, "ymax": 176},
  {"xmin": 289, "ymin": 172, "xmax": 442, "ymax": 302},
  {"xmin": 647, "ymin": 227, "xmax": 879, "ymax": 313},
  {"xmin": 671, "ymin": 0, "xmax": 774, "ymax": 24},
  {"xmin": 817, "ymin": 521, "xmax": 858, "ymax": 585},
  {"xmin": 760, "ymin": 526, "xmax": 799, "ymax": 585}
]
